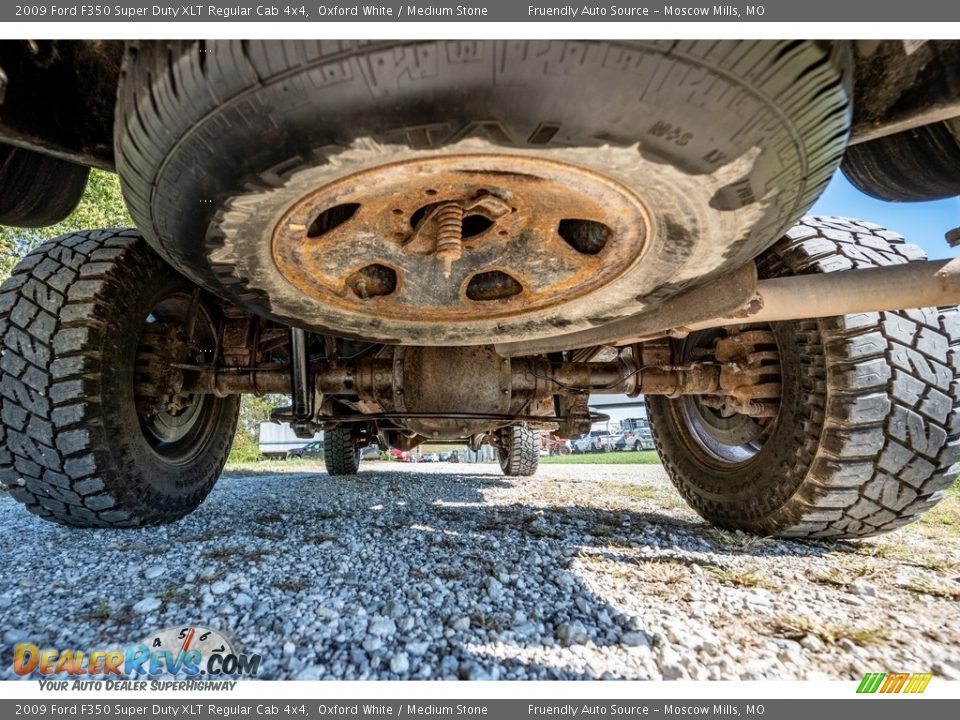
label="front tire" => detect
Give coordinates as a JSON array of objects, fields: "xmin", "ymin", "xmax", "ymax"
[
  {"xmin": 498, "ymin": 425, "xmax": 540, "ymax": 477},
  {"xmin": 324, "ymin": 426, "xmax": 361, "ymax": 476},
  {"xmin": 649, "ymin": 217, "xmax": 960, "ymax": 539},
  {"xmin": 0, "ymin": 230, "xmax": 239, "ymax": 527}
]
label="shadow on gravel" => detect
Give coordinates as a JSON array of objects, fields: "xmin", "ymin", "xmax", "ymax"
[{"xmin": 0, "ymin": 467, "xmax": 855, "ymax": 680}]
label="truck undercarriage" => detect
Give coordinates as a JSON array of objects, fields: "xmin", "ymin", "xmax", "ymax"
[{"xmin": 2, "ymin": 40, "xmax": 960, "ymax": 538}]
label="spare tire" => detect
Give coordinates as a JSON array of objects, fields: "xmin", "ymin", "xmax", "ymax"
[{"xmin": 115, "ymin": 41, "xmax": 852, "ymax": 345}]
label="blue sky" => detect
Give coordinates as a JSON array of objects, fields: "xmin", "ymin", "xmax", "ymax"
[{"xmin": 810, "ymin": 171, "xmax": 960, "ymax": 259}]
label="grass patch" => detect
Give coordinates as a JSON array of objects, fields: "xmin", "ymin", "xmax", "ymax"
[
  {"xmin": 522, "ymin": 517, "xmax": 563, "ymax": 539},
  {"xmin": 256, "ymin": 512, "xmax": 284, "ymax": 524},
  {"xmin": 601, "ymin": 481, "xmax": 662, "ymax": 501},
  {"xmin": 179, "ymin": 529, "xmax": 232, "ymax": 543},
  {"xmin": 202, "ymin": 547, "xmax": 272, "ymax": 564},
  {"xmin": 160, "ymin": 587, "xmax": 191, "ymax": 604},
  {"xmin": 540, "ymin": 451, "xmax": 661, "ymax": 465},
  {"xmin": 708, "ymin": 565, "xmax": 782, "ymax": 590},
  {"xmin": 918, "ymin": 497, "xmax": 960, "ymax": 526},
  {"xmin": 643, "ymin": 560, "xmax": 689, "ymax": 585},
  {"xmin": 900, "ymin": 577, "xmax": 960, "ymax": 600},
  {"xmin": 587, "ymin": 523, "xmax": 619, "ymax": 537},
  {"xmin": 852, "ymin": 542, "xmax": 902, "ymax": 560},
  {"xmin": 809, "ymin": 561, "xmax": 878, "ymax": 588},
  {"xmin": 704, "ymin": 528, "xmax": 775, "ymax": 551},
  {"xmin": 304, "ymin": 533, "xmax": 338, "ymax": 544},
  {"xmin": 768, "ymin": 615, "xmax": 888, "ymax": 647},
  {"xmin": 85, "ymin": 599, "xmax": 112, "ymax": 622},
  {"xmin": 274, "ymin": 579, "xmax": 310, "ymax": 592},
  {"xmin": 193, "ymin": 571, "xmax": 223, "ymax": 586}
]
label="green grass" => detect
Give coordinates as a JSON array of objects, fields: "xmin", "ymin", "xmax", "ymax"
[
  {"xmin": 225, "ymin": 452, "xmax": 661, "ymax": 470},
  {"xmin": 767, "ymin": 615, "xmax": 889, "ymax": 647},
  {"xmin": 540, "ymin": 451, "xmax": 661, "ymax": 465}
]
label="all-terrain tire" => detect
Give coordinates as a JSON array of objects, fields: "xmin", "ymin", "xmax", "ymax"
[
  {"xmin": 324, "ymin": 426, "xmax": 361, "ymax": 476},
  {"xmin": 648, "ymin": 216, "xmax": 960, "ymax": 539},
  {"xmin": 114, "ymin": 41, "xmax": 851, "ymax": 345},
  {"xmin": 498, "ymin": 425, "xmax": 540, "ymax": 477},
  {"xmin": 0, "ymin": 229, "xmax": 239, "ymax": 527}
]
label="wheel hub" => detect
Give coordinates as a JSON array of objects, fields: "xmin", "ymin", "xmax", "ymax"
[
  {"xmin": 133, "ymin": 294, "xmax": 217, "ymax": 461},
  {"xmin": 679, "ymin": 326, "xmax": 783, "ymax": 465},
  {"xmin": 271, "ymin": 154, "xmax": 650, "ymax": 324}
]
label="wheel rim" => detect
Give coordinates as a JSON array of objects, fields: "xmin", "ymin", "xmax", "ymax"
[
  {"xmin": 134, "ymin": 293, "xmax": 219, "ymax": 465},
  {"xmin": 270, "ymin": 154, "xmax": 651, "ymax": 326},
  {"xmin": 675, "ymin": 326, "xmax": 782, "ymax": 467}
]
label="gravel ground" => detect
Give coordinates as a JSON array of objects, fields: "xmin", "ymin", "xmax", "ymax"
[{"xmin": 1, "ymin": 461, "xmax": 959, "ymax": 681}]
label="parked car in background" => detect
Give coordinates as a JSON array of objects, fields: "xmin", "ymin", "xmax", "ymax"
[
  {"xmin": 420, "ymin": 452, "xmax": 440, "ymax": 463},
  {"xmin": 620, "ymin": 417, "xmax": 656, "ymax": 451},
  {"xmin": 388, "ymin": 448, "xmax": 412, "ymax": 462},
  {"xmin": 259, "ymin": 423, "xmax": 324, "ymax": 460},
  {"xmin": 287, "ymin": 440, "xmax": 324, "ymax": 460},
  {"xmin": 360, "ymin": 444, "xmax": 381, "ymax": 460}
]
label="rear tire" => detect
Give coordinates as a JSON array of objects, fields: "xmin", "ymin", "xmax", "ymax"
[
  {"xmin": 0, "ymin": 229, "xmax": 239, "ymax": 527},
  {"xmin": 0, "ymin": 143, "xmax": 89, "ymax": 227},
  {"xmin": 842, "ymin": 122, "xmax": 960, "ymax": 201},
  {"xmin": 324, "ymin": 427, "xmax": 361, "ymax": 476},
  {"xmin": 649, "ymin": 217, "xmax": 960, "ymax": 539},
  {"xmin": 498, "ymin": 425, "xmax": 540, "ymax": 477}
]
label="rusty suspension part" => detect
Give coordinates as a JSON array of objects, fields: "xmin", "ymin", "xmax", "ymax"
[{"xmin": 179, "ymin": 352, "xmax": 740, "ymax": 403}]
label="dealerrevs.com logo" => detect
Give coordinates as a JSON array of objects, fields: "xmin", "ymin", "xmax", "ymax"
[{"xmin": 13, "ymin": 626, "xmax": 261, "ymax": 679}]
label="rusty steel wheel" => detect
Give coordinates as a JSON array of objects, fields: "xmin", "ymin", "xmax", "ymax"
[
  {"xmin": 269, "ymin": 155, "xmax": 650, "ymax": 329},
  {"xmin": 116, "ymin": 41, "xmax": 852, "ymax": 346}
]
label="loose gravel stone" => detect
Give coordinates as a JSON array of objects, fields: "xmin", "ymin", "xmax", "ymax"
[
  {"xmin": 369, "ymin": 618, "xmax": 397, "ymax": 636},
  {"xmin": 557, "ymin": 622, "xmax": 589, "ymax": 646},
  {"xmin": 389, "ymin": 652, "xmax": 410, "ymax": 674},
  {"xmin": 1, "ymin": 462, "xmax": 957, "ymax": 681},
  {"xmin": 621, "ymin": 631, "xmax": 650, "ymax": 648},
  {"xmin": 132, "ymin": 597, "xmax": 161, "ymax": 614}
]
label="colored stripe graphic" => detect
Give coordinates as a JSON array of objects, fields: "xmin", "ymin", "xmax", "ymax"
[
  {"xmin": 857, "ymin": 673, "xmax": 886, "ymax": 693},
  {"xmin": 904, "ymin": 674, "xmax": 932, "ymax": 694},
  {"xmin": 884, "ymin": 673, "xmax": 909, "ymax": 693},
  {"xmin": 857, "ymin": 672, "xmax": 931, "ymax": 694}
]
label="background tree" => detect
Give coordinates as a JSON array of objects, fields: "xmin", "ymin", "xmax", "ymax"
[
  {"xmin": 1, "ymin": 170, "xmax": 286, "ymax": 463},
  {"xmin": 1, "ymin": 169, "xmax": 133, "ymax": 281}
]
